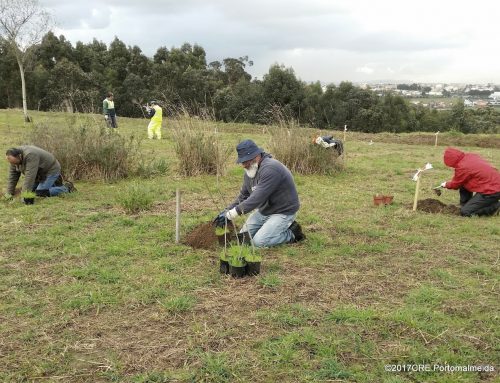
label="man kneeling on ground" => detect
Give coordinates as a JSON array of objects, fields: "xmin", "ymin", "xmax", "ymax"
[
  {"xmin": 4, "ymin": 146, "xmax": 75, "ymax": 203},
  {"xmin": 214, "ymin": 139, "xmax": 305, "ymax": 247},
  {"xmin": 440, "ymin": 147, "xmax": 500, "ymax": 216}
]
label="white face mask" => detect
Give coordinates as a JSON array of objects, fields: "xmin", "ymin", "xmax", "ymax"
[{"xmin": 244, "ymin": 161, "xmax": 259, "ymax": 178}]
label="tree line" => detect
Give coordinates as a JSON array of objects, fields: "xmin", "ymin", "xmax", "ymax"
[{"xmin": 0, "ymin": 32, "xmax": 498, "ymax": 133}]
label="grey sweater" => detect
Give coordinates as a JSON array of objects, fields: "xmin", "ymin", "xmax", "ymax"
[
  {"xmin": 229, "ymin": 153, "xmax": 300, "ymax": 216},
  {"xmin": 6, "ymin": 145, "xmax": 61, "ymax": 194}
]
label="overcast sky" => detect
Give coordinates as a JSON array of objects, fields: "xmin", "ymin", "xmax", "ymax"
[{"xmin": 40, "ymin": 0, "xmax": 499, "ymax": 84}]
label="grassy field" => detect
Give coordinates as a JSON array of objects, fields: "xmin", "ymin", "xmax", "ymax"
[{"xmin": 0, "ymin": 110, "xmax": 499, "ymax": 383}]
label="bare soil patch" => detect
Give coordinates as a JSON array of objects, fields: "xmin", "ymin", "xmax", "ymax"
[
  {"xmin": 415, "ymin": 198, "xmax": 460, "ymax": 215},
  {"xmin": 182, "ymin": 222, "xmax": 219, "ymax": 249}
]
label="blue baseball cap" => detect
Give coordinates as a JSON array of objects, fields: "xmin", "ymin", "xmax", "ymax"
[{"xmin": 236, "ymin": 139, "xmax": 263, "ymax": 163}]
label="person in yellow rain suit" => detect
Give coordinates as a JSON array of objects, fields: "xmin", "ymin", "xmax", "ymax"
[{"xmin": 146, "ymin": 100, "xmax": 163, "ymax": 139}]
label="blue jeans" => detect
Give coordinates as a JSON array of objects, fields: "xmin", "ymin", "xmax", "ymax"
[
  {"xmin": 241, "ymin": 210, "xmax": 296, "ymax": 248},
  {"xmin": 36, "ymin": 174, "xmax": 68, "ymax": 196}
]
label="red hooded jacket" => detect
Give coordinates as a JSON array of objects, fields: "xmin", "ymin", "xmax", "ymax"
[{"xmin": 444, "ymin": 147, "xmax": 500, "ymax": 194}]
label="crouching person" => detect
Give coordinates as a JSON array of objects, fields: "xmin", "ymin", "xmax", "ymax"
[
  {"xmin": 441, "ymin": 147, "xmax": 500, "ymax": 216},
  {"xmin": 216, "ymin": 139, "xmax": 305, "ymax": 247},
  {"xmin": 4, "ymin": 146, "xmax": 75, "ymax": 204}
]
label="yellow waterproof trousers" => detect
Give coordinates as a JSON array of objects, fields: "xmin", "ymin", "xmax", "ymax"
[{"xmin": 147, "ymin": 120, "xmax": 162, "ymax": 139}]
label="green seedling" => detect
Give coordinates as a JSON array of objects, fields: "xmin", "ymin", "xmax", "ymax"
[
  {"xmin": 219, "ymin": 249, "xmax": 229, "ymax": 262},
  {"xmin": 215, "ymin": 227, "xmax": 228, "ymax": 236},
  {"xmin": 20, "ymin": 191, "xmax": 36, "ymax": 199},
  {"xmin": 227, "ymin": 246, "xmax": 248, "ymax": 267},
  {"xmin": 244, "ymin": 250, "xmax": 262, "ymax": 263}
]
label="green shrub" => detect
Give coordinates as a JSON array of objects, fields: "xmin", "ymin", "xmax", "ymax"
[
  {"xmin": 27, "ymin": 120, "xmax": 141, "ymax": 181},
  {"xmin": 115, "ymin": 182, "xmax": 154, "ymax": 213}
]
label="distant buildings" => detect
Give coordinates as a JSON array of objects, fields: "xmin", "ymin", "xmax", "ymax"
[
  {"xmin": 489, "ymin": 92, "xmax": 500, "ymax": 105},
  {"xmin": 427, "ymin": 90, "xmax": 443, "ymax": 97},
  {"xmin": 356, "ymin": 82, "xmax": 500, "ymax": 109},
  {"xmin": 473, "ymin": 100, "xmax": 489, "ymax": 108}
]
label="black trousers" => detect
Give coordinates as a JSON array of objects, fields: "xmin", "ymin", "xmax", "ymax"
[
  {"xmin": 106, "ymin": 111, "xmax": 118, "ymax": 128},
  {"xmin": 459, "ymin": 187, "xmax": 500, "ymax": 216}
]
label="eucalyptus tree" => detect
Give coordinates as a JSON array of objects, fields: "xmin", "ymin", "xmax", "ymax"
[{"xmin": 0, "ymin": 0, "xmax": 52, "ymax": 121}]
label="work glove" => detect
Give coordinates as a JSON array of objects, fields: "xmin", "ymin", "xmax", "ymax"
[
  {"xmin": 213, "ymin": 211, "xmax": 228, "ymax": 228},
  {"xmin": 104, "ymin": 115, "xmax": 109, "ymax": 120},
  {"xmin": 3, "ymin": 193, "xmax": 13, "ymax": 200},
  {"xmin": 225, "ymin": 207, "xmax": 239, "ymax": 221},
  {"xmin": 440, "ymin": 181, "xmax": 447, "ymax": 188}
]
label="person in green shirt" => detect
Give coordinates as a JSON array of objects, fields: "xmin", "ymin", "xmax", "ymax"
[{"xmin": 103, "ymin": 92, "xmax": 117, "ymax": 128}]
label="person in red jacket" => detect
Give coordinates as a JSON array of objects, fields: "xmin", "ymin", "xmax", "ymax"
[{"xmin": 440, "ymin": 147, "xmax": 500, "ymax": 216}]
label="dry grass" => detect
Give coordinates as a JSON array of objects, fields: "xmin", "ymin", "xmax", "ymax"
[
  {"xmin": 27, "ymin": 119, "xmax": 141, "ymax": 181},
  {"xmin": 171, "ymin": 112, "xmax": 232, "ymax": 177},
  {"xmin": 267, "ymin": 124, "xmax": 343, "ymax": 175}
]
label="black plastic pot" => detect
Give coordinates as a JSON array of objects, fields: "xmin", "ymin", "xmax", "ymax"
[
  {"xmin": 246, "ymin": 262, "xmax": 261, "ymax": 276},
  {"xmin": 217, "ymin": 233, "xmax": 229, "ymax": 246},
  {"xmin": 23, "ymin": 198, "xmax": 34, "ymax": 205},
  {"xmin": 219, "ymin": 260, "xmax": 229, "ymax": 274},
  {"xmin": 229, "ymin": 265, "xmax": 246, "ymax": 278}
]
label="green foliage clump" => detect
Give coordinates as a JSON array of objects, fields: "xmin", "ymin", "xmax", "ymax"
[
  {"xmin": 115, "ymin": 182, "xmax": 154, "ymax": 214},
  {"xmin": 136, "ymin": 157, "xmax": 169, "ymax": 178},
  {"xmin": 192, "ymin": 352, "xmax": 233, "ymax": 383},
  {"xmin": 20, "ymin": 191, "xmax": 36, "ymax": 199},
  {"xmin": 28, "ymin": 120, "xmax": 141, "ymax": 181}
]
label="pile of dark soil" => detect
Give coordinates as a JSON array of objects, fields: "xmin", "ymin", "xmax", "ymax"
[
  {"xmin": 416, "ymin": 198, "xmax": 460, "ymax": 215},
  {"xmin": 183, "ymin": 223, "xmax": 219, "ymax": 249},
  {"xmin": 183, "ymin": 222, "xmax": 237, "ymax": 249}
]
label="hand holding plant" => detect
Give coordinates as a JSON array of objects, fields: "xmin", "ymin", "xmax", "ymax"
[{"xmin": 21, "ymin": 191, "xmax": 36, "ymax": 205}]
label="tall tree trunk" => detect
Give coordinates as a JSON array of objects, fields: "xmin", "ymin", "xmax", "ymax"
[{"xmin": 16, "ymin": 56, "xmax": 30, "ymax": 122}]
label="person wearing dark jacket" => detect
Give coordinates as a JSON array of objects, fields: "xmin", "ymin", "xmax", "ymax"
[
  {"xmin": 215, "ymin": 139, "xmax": 304, "ymax": 247},
  {"xmin": 4, "ymin": 146, "xmax": 75, "ymax": 203},
  {"xmin": 441, "ymin": 147, "xmax": 500, "ymax": 216}
]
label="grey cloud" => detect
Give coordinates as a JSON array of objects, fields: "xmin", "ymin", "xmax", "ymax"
[
  {"xmin": 42, "ymin": 1, "xmax": 111, "ymax": 30},
  {"xmin": 40, "ymin": 0, "xmax": 499, "ymax": 83}
]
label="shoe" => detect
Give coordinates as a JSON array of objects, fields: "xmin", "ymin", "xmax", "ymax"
[
  {"xmin": 64, "ymin": 181, "xmax": 77, "ymax": 193},
  {"xmin": 35, "ymin": 189, "xmax": 51, "ymax": 197},
  {"xmin": 289, "ymin": 221, "xmax": 305, "ymax": 242}
]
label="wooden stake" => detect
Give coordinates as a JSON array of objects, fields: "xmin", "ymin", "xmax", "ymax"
[
  {"xmin": 175, "ymin": 188, "xmax": 181, "ymax": 243},
  {"xmin": 412, "ymin": 174, "xmax": 421, "ymax": 211},
  {"xmin": 434, "ymin": 131, "xmax": 439, "ymax": 147},
  {"xmin": 343, "ymin": 124, "xmax": 347, "ymax": 142}
]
